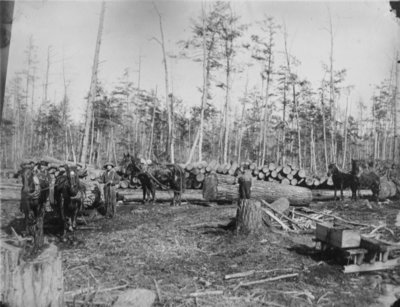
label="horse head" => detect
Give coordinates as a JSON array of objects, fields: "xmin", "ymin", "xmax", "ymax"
[
  {"xmin": 67, "ymin": 165, "xmax": 80, "ymax": 194},
  {"xmin": 327, "ymin": 163, "xmax": 338, "ymax": 177},
  {"xmin": 21, "ymin": 166, "xmax": 35, "ymax": 194},
  {"xmin": 120, "ymin": 153, "xmax": 143, "ymax": 178},
  {"xmin": 351, "ymin": 159, "xmax": 362, "ymax": 176}
]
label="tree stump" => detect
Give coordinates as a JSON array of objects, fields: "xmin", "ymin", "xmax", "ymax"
[
  {"xmin": 0, "ymin": 241, "xmax": 64, "ymax": 307},
  {"xmin": 235, "ymin": 199, "xmax": 264, "ymax": 235}
]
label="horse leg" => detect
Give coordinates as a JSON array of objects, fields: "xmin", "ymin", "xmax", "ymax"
[
  {"xmin": 142, "ymin": 184, "xmax": 147, "ymax": 204},
  {"xmin": 340, "ymin": 183, "xmax": 344, "ymax": 201}
]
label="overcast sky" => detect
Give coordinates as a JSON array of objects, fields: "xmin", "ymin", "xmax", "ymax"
[{"xmin": 6, "ymin": 0, "xmax": 400, "ymax": 122}]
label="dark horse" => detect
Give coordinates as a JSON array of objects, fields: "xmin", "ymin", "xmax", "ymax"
[
  {"xmin": 54, "ymin": 165, "xmax": 86, "ymax": 239},
  {"xmin": 352, "ymin": 159, "xmax": 380, "ymax": 201},
  {"xmin": 20, "ymin": 166, "xmax": 49, "ymax": 250},
  {"xmin": 120, "ymin": 153, "xmax": 185, "ymax": 206},
  {"xmin": 327, "ymin": 161, "xmax": 359, "ymax": 201}
]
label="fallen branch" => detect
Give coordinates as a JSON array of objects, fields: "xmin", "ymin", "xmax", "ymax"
[
  {"xmin": 189, "ymin": 290, "xmax": 224, "ymax": 297},
  {"xmin": 225, "ymin": 268, "xmax": 295, "ymax": 280},
  {"xmin": 65, "ymin": 281, "xmax": 129, "ymax": 297},
  {"xmin": 260, "ymin": 200, "xmax": 302, "ymax": 228},
  {"xmin": 153, "ymin": 278, "xmax": 162, "ymax": 303},
  {"xmin": 291, "ymin": 211, "xmax": 325, "ymax": 223},
  {"xmin": 234, "ymin": 273, "xmax": 298, "ymax": 290},
  {"xmin": 64, "ymin": 299, "xmax": 108, "ymax": 306},
  {"xmin": 261, "ymin": 208, "xmax": 290, "ymax": 231}
]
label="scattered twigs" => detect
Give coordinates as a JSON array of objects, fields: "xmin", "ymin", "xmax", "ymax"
[
  {"xmin": 300, "ymin": 208, "xmax": 370, "ymax": 227},
  {"xmin": 233, "ymin": 273, "xmax": 299, "ymax": 291},
  {"xmin": 224, "ymin": 268, "xmax": 295, "ymax": 280},
  {"xmin": 261, "ymin": 208, "xmax": 290, "ymax": 231},
  {"xmin": 189, "ymin": 290, "xmax": 224, "ymax": 297},
  {"xmin": 291, "ymin": 211, "xmax": 324, "ymax": 223}
]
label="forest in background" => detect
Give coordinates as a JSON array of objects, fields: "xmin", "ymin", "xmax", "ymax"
[{"xmin": 1, "ymin": 2, "xmax": 399, "ymax": 176}]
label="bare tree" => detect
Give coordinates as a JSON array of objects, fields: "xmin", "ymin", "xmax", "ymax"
[
  {"xmin": 81, "ymin": 2, "xmax": 105, "ymax": 164},
  {"xmin": 153, "ymin": 3, "xmax": 174, "ymax": 163}
]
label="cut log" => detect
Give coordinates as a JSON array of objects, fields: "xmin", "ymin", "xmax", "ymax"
[
  {"xmin": 196, "ymin": 173, "xmax": 205, "ymax": 183},
  {"xmin": 185, "ymin": 163, "xmax": 194, "ymax": 171},
  {"xmin": 120, "ymin": 189, "xmax": 205, "ymax": 202},
  {"xmin": 290, "ymin": 179, "xmax": 298, "ymax": 186},
  {"xmin": 203, "ymin": 174, "xmax": 312, "ymax": 206},
  {"xmin": 268, "ymin": 163, "xmax": 276, "ymax": 171},
  {"xmin": 249, "ymin": 163, "xmax": 257, "ymax": 170},
  {"xmin": 270, "ymin": 171, "xmax": 278, "ymax": 178},
  {"xmin": 191, "ymin": 168, "xmax": 200, "ymax": 175},
  {"xmin": 282, "ymin": 166, "xmax": 292, "ymax": 175},
  {"xmin": 229, "ymin": 162, "xmax": 238, "ymax": 176},
  {"xmin": 286, "ymin": 174, "xmax": 294, "ymax": 181},
  {"xmin": 275, "ymin": 166, "xmax": 283, "ymax": 173},
  {"xmin": 262, "ymin": 166, "xmax": 269, "ymax": 174},
  {"xmin": 297, "ymin": 170, "xmax": 306, "ymax": 179},
  {"xmin": 235, "ymin": 199, "xmax": 264, "ymax": 235},
  {"xmin": 252, "ymin": 169, "xmax": 259, "ymax": 176},
  {"xmin": 312, "ymin": 189, "xmax": 373, "ymax": 201},
  {"xmin": 264, "ymin": 197, "xmax": 290, "ymax": 214},
  {"xmin": 313, "ymin": 178, "xmax": 320, "ymax": 187},
  {"xmin": 119, "ymin": 180, "xmax": 129, "ymax": 189},
  {"xmin": 258, "ymin": 172, "xmax": 265, "ymax": 180},
  {"xmin": 305, "ymin": 177, "xmax": 314, "ymax": 187},
  {"xmin": 0, "ymin": 241, "xmax": 64, "ymax": 307},
  {"xmin": 203, "ymin": 173, "xmax": 218, "ymax": 201},
  {"xmin": 281, "ymin": 178, "xmax": 290, "ymax": 185},
  {"xmin": 216, "ymin": 164, "xmax": 224, "ymax": 174},
  {"xmin": 215, "ymin": 173, "xmax": 237, "ymax": 185}
]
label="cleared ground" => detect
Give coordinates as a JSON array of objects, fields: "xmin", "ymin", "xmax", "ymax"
[{"xmin": 1, "ymin": 178, "xmax": 400, "ymax": 307}]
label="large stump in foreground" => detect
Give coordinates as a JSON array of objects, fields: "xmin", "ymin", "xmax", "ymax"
[
  {"xmin": 235, "ymin": 199, "xmax": 264, "ymax": 235},
  {"xmin": 0, "ymin": 241, "xmax": 64, "ymax": 307},
  {"xmin": 203, "ymin": 174, "xmax": 312, "ymax": 206}
]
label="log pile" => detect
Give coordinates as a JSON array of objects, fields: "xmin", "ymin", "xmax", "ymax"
[{"xmin": 183, "ymin": 161, "xmax": 333, "ymax": 190}]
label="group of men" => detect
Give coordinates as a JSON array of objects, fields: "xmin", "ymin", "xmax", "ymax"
[{"xmin": 18, "ymin": 159, "xmax": 121, "ymax": 218}]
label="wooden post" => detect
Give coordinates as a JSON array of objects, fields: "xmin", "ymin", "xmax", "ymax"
[{"xmin": 0, "ymin": 241, "xmax": 64, "ymax": 307}]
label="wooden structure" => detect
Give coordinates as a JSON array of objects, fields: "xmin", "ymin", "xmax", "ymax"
[{"xmin": 314, "ymin": 222, "xmax": 400, "ymax": 273}]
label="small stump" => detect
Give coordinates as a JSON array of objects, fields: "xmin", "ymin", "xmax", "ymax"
[
  {"xmin": 0, "ymin": 240, "xmax": 64, "ymax": 307},
  {"xmin": 235, "ymin": 199, "xmax": 264, "ymax": 235}
]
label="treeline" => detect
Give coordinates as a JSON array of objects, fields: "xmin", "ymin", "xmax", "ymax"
[{"xmin": 1, "ymin": 2, "xmax": 398, "ymax": 175}]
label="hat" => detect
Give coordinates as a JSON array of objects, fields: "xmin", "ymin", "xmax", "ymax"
[
  {"xmin": 76, "ymin": 163, "xmax": 82, "ymax": 168},
  {"xmin": 103, "ymin": 162, "xmax": 115, "ymax": 169},
  {"xmin": 40, "ymin": 160, "xmax": 49, "ymax": 166},
  {"xmin": 48, "ymin": 166, "xmax": 57, "ymax": 174}
]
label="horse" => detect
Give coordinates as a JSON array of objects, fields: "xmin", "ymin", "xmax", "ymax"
[
  {"xmin": 20, "ymin": 166, "xmax": 49, "ymax": 250},
  {"xmin": 352, "ymin": 159, "xmax": 380, "ymax": 201},
  {"xmin": 120, "ymin": 153, "xmax": 185, "ymax": 206},
  {"xmin": 54, "ymin": 165, "xmax": 86, "ymax": 239},
  {"xmin": 327, "ymin": 162, "xmax": 359, "ymax": 201}
]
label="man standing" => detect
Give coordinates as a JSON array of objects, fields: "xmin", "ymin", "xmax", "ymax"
[{"xmin": 98, "ymin": 162, "xmax": 120, "ymax": 218}]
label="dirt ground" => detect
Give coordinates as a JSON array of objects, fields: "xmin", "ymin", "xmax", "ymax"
[{"xmin": 2, "ymin": 177, "xmax": 400, "ymax": 307}]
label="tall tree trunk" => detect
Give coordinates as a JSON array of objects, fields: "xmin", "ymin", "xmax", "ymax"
[
  {"xmin": 21, "ymin": 36, "xmax": 34, "ymax": 157},
  {"xmin": 394, "ymin": 53, "xmax": 399, "ymax": 163},
  {"xmin": 81, "ymin": 2, "xmax": 105, "ymax": 164},
  {"xmin": 223, "ymin": 45, "xmax": 232, "ymax": 165},
  {"xmin": 328, "ymin": 12, "xmax": 336, "ymax": 164},
  {"xmin": 198, "ymin": 2, "xmax": 208, "ymax": 162},
  {"xmin": 153, "ymin": 4, "xmax": 174, "ymax": 163},
  {"xmin": 321, "ymin": 85, "xmax": 329, "ymax": 171},
  {"xmin": 342, "ymin": 94, "xmax": 349, "ymax": 169},
  {"xmin": 0, "ymin": 0, "xmax": 15, "ymax": 125}
]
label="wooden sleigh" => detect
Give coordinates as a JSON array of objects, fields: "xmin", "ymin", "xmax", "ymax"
[{"xmin": 314, "ymin": 222, "xmax": 400, "ymax": 273}]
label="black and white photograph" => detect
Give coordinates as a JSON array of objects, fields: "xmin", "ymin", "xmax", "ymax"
[{"xmin": 1, "ymin": 0, "xmax": 400, "ymax": 306}]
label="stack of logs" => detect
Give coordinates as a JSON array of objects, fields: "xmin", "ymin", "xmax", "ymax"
[{"xmin": 182, "ymin": 161, "xmax": 333, "ymax": 190}]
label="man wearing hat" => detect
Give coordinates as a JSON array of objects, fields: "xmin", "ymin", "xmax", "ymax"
[{"xmin": 98, "ymin": 162, "xmax": 120, "ymax": 218}]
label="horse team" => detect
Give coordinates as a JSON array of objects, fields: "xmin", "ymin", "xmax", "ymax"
[
  {"xmin": 18, "ymin": 156, "xmax": 379, "ymax": 247},
  {"xmin": 327, "ymin": 159, "xmax": 380, "ymax": 201}
]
